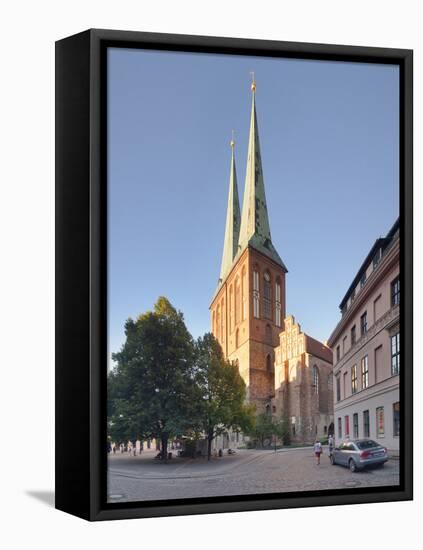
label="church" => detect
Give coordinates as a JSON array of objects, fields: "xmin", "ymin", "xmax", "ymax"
[{"xmin": 210, "ymin": 79, "xmax": 334, "ymax": 444}]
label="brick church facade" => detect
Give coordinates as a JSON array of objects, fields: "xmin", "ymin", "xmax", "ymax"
[{"xmin": 210, "ymin": 79, "xmax": 333, "ymax": 443}]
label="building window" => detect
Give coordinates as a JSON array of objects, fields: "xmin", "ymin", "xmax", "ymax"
[
  {"xmin": 342, "ymin": 335, "xmax": 347, "ymax": 355},
  {"xmin": 235, "ymin": 328, "xmax": 239, "ymax": 349},
  {"xmin": 265, "ymin": 324, "xmax": 272, "ymax": 345},
  {"xmin": 360, "ymin": 311, "xmax": 368, "ymax": 336},
  {"xmin": 338, "ymin": 417, "xmax": 342, "ymax": 439},
  {"xmin": 351, "ymin": 325, "xmax": 356, "ymax": 346},
  {"xmin": 391, "ymin": 276, "xmax": 400, "ymax": 307},
  {"xmin": 212, "ymin": 311, "xmax": 216, "ymax": 337},
  {"xmin": 343, "ymin": 371, "xmax": 348, "ymax": 399},
  {"xmin": 336, "ymin": 376, "xmax": 341, "ymax": 402},
  {"xmin": 241, "ymin": 267, "xmax": 247, "ymax": 321},
  {"xmin": 351, "ymin": 365, "xmax": 358, "ymax": 394},
  {"xmin": 263, "ymin": 271, "xmax": 272, "ymax": 320},
  {"xmin": 353, "ymin": 413, "xmax": 359, "ymax": 438},
  {"xmin": 344, "ymin": 415, "xmax": 350, "ymax": 437},
  {"xmin": 373, "ymin": 294, "xmax": 382, "ymax": 322},
  {"xmin": 220, "ymin": 299, "xmax": 225, "ymax": 342},
  {"xmin": 391, "ymin": 332, "xmax": 400, "ymax": 375},
  {"xmin": 266, "ymin": 354, "xmax": 272, "ymax": 373},
  {"xmin": 361, "ymin": 355, "xmax": 369, "ymax": 389},
  {"xmin": 235, "ymin": 276, "xmax": 241, "ymax": 325},
  {"xmin": 216, "ymin": 305, "xmax": 220, "ymax": 342},
  {"xmin": 351, "ymin": 288, "xmax": 356, "ymax": 301},
  {"xmin": 275, "ymin": 279, "xmax": 281, "ymax": 327},
  {"xmin": 229, "ymin": 286, "xmax": 233, "ymax": 333},
  {"xmin": 376, "ymin": 406, "xmax": 385, "ymax": 438},
  {"xmin": 336, "ymin": 345, "xmax": 340, "ymax": 362},
  {"xmin": 360, "ymin": 272, "xmax": 366, "ymax": 288},
  {"xmin": 363, "ymin": 410, "xmax": 370, "ymax": 437},
  {"xmin": 374, "ymin": 345, "xmax": 382, "ymax": 383},
  {"xmin": 373, "ymin": 249, "xmax": 381, "ymax": 269},
  {"xmin": 313, "ymin": 365, "xmax": 319, "ymax": 394},
  {"xmin": 253, "ymin": 270, "xmax": 260, "ymax": 318},
  {"xmin": 393, "ymin": 402, "xmax": 400, "ymax": 437}
]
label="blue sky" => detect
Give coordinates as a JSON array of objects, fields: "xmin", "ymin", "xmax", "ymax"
[{"xmin": 108, "ymin": 47, "xmax": 399, "ymax": 360}]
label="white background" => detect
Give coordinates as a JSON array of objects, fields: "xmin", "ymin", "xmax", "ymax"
[{"xmin": 0, "ymin": 1, "xmax": 421, "ymax": 547}]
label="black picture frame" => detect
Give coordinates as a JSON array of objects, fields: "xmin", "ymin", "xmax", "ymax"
[{"xmin": 55, "ymin": 28, "xmax": 413, "ymax": 521}]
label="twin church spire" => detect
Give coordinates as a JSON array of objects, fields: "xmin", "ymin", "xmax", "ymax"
[{"xmin": 219, "ymin": 78, "xmax": 287, "ymax": 284}]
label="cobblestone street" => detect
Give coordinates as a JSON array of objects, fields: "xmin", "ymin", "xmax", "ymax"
[{"xmin": 108, "ymin": 447, "xmax": 399, "ymax": 503}]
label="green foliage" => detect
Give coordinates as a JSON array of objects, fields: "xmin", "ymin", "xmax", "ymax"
[
  {"xmin": 108, "ymin": 299, "xmax": 258, "ymax": 461},
  {"xmin": 246, "ymin": 412, "xmax": 291, "ymax": 447},
  {"xmin": 193, "ymin": 333, "xmax": 255, "ymax": 459},
  {"xmin": 108, "ymin": 296, "xmax": 197, "ymax": 452}
]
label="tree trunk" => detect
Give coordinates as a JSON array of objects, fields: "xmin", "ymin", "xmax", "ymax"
[
  {"xmin": 207, "ymin": 432, "xmax": 213, "ymax": 461},
  {"xmin": 161, "ymin": 434, "xmax": 168, "ymax": 462}
]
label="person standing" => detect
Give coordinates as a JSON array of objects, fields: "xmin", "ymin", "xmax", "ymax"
[{"xmin": 314, "ymin": 439, "xmax": 322, "ymax": 465}]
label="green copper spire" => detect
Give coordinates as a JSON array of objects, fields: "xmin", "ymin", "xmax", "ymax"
[
  {"xmin": 238, "ymin": 77, "xmax": 287, "ymax": 271},
  {"xmin": 219, "ymin": 135, "xmax": 241, "ymax": 282}
]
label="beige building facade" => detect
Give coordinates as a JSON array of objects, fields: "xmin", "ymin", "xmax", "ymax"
[
  {"xmin": 273, "ymin": 316, "xmax": 333, "ymax": 443},
  {"xmin": 328, "ymin": 219, "xmax": 400, "ymax": 451}
]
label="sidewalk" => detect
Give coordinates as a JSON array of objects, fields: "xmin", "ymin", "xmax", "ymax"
[{"xmin": 108, "ymin": 448, "xmax": 271, "ymax": 479}]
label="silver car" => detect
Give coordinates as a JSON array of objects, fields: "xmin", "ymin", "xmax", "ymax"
[{"xmin": 331, "ymin": 439, "xmax": 388, "ymax": 472}]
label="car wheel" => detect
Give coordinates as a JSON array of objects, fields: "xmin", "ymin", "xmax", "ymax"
[
  {"xmin": 349, "ymin": 459, "xmax": 357, "ymax": 473},
  {"xmin": 330, "ymin": 454, "xmax": 335, "ymax": 465}
]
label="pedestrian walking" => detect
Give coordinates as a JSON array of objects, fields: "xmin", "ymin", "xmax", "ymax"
[
  {"xmin": 314, "ymin": 439, "xmax": 322, "ymax": 465},
  {"xmin": 328, "ymin": 434, "xmax": 334, "ymax": 458}
]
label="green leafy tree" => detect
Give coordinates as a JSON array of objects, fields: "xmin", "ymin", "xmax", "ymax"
[
  {"xmin": 246, "ymin": 412, "xmax": 292, "ymax": 448},
  {"xmin": 247, "ymin": 412, "xmax": 275, "ymax": 448},
  {"xmin": 273, "ymin": 415, "xmax": 292, "ymax": 446},
  {"xmin": 194, "ymin": 333, "xmax": 255, "ymax": 460},
  {"xmin": 108, "ymin": 296, "xmax": 196, "ymax": 459}
]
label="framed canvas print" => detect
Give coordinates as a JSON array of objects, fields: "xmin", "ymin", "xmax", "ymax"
[{"xmin": 55, "ymin": 29, "xmax": 413, "ymax": 521}]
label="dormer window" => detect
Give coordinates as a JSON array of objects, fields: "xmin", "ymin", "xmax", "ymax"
[{"xmin": 373, "ymin": 248, "xmax": 381, "ymax": 269}]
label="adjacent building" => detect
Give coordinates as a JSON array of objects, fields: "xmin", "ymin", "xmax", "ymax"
[
  {"xmin": 327, "ymin": 219, "xmax": 400, "ymax": 451},
  {"xmin": 210, "ymin": 79, "xmax": 333, "ymax": 444},
  {"xmin": 273, "ymin": 315, "xmax": 333, "ymax": 443}
]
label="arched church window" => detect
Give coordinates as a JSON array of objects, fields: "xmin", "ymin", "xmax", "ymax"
[
  {"xmin": 275, "ymin": 278, "xmax": 282, "ymax": 327},
  {"xmin": 229, "ymin": 285, "xmax": 233, "ymax": 333},
  {"xmin": 265, "ymin": 324, "xmax": 272, "ymax": 345},
  {"xmin": 266, "ymin": 353, "xmax": 272, "ymax": 373},
  {"xmin": 212, "ymin": 311, "xmax": 216, "ymax": 337},
  {"xmin": 216, "ymin": 305, "xmax": 220, "ymax": 342},
  {"xmin": 253, "ymin": 269, "xmax": 260, "ymax": 318},
  {"xmin": 235, "ymin": 276, "xmax": 240, "ymax": 325},
  {"xmin": 313, "ymin": 365, "xmax": 319, "ymax": 394},
  {"xmin": 235, "ymin": 328, "xmax": 239, "ymax": 349},
  {"xmin": 263, "ymin": 271, "xmax": 272, "ymax": 320},
  {"xmin": 241, "ymin": 266, "xmax": 247, "ymax": 321},
  {"xmin": 220, "ymin": 298, "xmax": 225, "ymax": 342}
]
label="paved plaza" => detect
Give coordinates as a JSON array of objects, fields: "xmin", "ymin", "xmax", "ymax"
[{"xmin": 107, "ymin": 447, "xmax": 400, "ymax": 503}]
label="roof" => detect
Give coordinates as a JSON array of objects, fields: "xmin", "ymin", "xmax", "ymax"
[
  {"xmin": 237, "ymin": 88, "xmax": 287, "ymax": 272},
  {"xmin": 339, "ymin": 218, "xmax": 399, "ymax": 310},
  {"xmin": 219, "ymin": 144, "xmax": 241, "ymax": 282}
]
